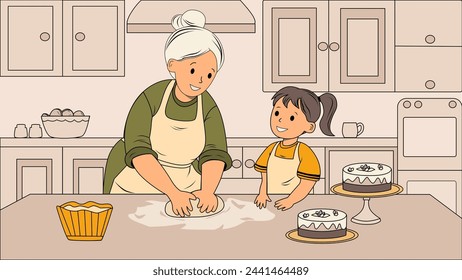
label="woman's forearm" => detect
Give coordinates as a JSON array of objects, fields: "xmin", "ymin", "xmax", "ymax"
[
  {"xmin": 132, "ymin": 154, "xmax": 179, "ymax": 198},
  {"xmin": 200, "ymin": 160, "xmax": 225, "ymax": 194}
]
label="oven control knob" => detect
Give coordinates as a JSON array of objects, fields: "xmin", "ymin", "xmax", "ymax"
[
  {"xmin": 449, "ymin": 100, "xmax": 457, "ymax": 108},
  {"xmin": 414, "ymin": 101, "xmax": 422, "ymax": 108},
  {"xmin": 403, "ymin": 100, "xmax": 411, "ymax": 108}
]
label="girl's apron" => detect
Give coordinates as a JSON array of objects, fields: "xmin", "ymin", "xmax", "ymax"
[
  {"xmin": 111, "ymin": 80, "xmax": 205, "ymax": 193},
  {"xmin": 266, "ymin": 142, "xmax": 301, "ymax": 194}
]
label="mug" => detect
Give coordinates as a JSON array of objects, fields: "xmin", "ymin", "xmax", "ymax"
[{"xmin": 342, "ymin": 122, "xmax": 364, "ymax": 138}]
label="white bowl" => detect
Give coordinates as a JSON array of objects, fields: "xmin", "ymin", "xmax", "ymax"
[{"xmin": 41, "ymin": 116, "xmax": 90, "ymax": 138}]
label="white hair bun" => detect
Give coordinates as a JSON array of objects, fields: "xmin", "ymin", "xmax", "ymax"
[{"xmin": 172, "ymin": 10, "xmax": 206, "ymax": 30}]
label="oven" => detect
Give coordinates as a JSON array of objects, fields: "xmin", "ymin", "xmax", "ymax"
[{"xmin": 397, "ymin": 98, "xmax": 462, "ymax": 217}]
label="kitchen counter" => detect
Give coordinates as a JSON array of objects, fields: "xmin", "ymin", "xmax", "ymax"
[{"xmin": 1, "ymin": 194, "xmax": 460, "ymax": 260}]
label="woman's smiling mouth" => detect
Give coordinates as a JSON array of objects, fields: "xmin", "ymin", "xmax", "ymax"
[
  {"xmin": 276, "ymin": 126, "xmax": 287, "ymax": 132},
  {"xmin": 190, "ymin": 84, "xmax": 200, "ymax": 91}
]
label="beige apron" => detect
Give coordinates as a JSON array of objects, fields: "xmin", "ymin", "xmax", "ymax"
[
  {"xmin": 111, "ymin": 80, "xmax": 205, "ymax": 193},
  {"xmin": 267, "ymin": 142, "xmax": 301, "ymax": 194}
]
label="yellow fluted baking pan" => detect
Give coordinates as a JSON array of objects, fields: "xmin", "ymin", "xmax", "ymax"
[{"xmin": 56, "ymin": 201, "xmax": 113, "ymax": 241}]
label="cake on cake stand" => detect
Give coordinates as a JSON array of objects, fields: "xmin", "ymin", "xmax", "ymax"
[{"xmin": 330, "ymin": 183, "xmax": 403, "ymax": 225}]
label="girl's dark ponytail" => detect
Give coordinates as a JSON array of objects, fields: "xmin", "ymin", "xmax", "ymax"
[{"xmin": 318, "ymin": 93, "xmax": 337, "ymax": 136}]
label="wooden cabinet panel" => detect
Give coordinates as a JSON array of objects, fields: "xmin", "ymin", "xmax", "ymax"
[
  {"xmin": 1, "ymin": 147, "xmax": 62, "ymax": 209},
  {"xmin": 396, "ymin": 1, "xmax": 462, "ymax": 46},
  {"xmin": 263, "ymin": 1, "xmax": 328, "ymax": 92},
  {"xmin": 63, "ymin": 2, "xmax": 124, "ymax": 76},
  {"xmin": 63, "ymin": 147, "xmax": 111, "ymax": 194},
  {"xmin": 0, "ymin": 1, "xmax": 62, "ymax": 76},
  {"xmin": 396, "ymin": 47, "xmax": 462, "ymax": 92},
  {"xmin": 329, "ymin": 1, "xmax": 394, "ymax": 91}
]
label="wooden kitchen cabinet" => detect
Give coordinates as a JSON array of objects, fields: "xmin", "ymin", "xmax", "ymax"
[
  {"xmin": 63, "ymin": 147, "xmax": 112, "ymax": 194},
  {"xmin": 0, "ymin": 0, "xmax": 63, "ymax": 76},
  {"xmin": 0, "ymin": 147, "xmax": 62, "ymax": 208},
  {"xmin": 0, "ymin": 0, "xmax": 124, "ymax": 77},
  {"xmin": 263, "ymin": 0, "xmax": 394, "ymax": 92},
  {"xmin": 62, "ymin": 0, "xmax": 125, "ymax": 76},
  {"xmin": 263, "ymin": 1, "xmax": 328, "ymax": 92},
  {"xmin": 395, "ymin": 0, "xmax": 462, "ymax": 92}
]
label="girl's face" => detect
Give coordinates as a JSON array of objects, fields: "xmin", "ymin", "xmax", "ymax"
[
  {"xmin": 167, "ymin": 51, "xmax": 218, "ymax": 100},
  {"xmin": 271, "ymin": 98, "xmax": 315, "ymax": 139}
]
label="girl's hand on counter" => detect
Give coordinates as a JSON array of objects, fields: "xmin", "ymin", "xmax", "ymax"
[
  {"xmin": 254, "ymin": 193, "xmax": 272, "ymax": 209},
  {"xmin": 193, "ymin": 190, "xmax": 218, "ymax": 213},
  {"xmin": 169, "ymin": 190, "xmax": 196, "ymax": 217},
  {"xmin": 274, "ymin": 197, "xmax": 295, "ymax": 211}
]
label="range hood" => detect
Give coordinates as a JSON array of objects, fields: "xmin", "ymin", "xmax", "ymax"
[{"xmin": 127, "ymin": 0, "xmax": 256, "ymax": 33}]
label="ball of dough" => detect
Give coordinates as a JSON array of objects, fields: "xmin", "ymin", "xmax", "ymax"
[
  {"xmin": 41, "ymin": 113, "xmax": 49, "ymax": 117},
  {"xmin": 49, "ymin": 108, "xmax": 62, "ymax": 116},
  {"xmin": 62, "ymin": 109, "xmax": 74, "ymax": 116}
]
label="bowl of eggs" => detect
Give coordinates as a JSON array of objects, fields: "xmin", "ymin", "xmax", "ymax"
[{"xmin": 41, "ymin": 108, "xmax": 90, "ymax": 138}]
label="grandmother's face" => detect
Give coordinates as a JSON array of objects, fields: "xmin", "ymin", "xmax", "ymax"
[{"xmin": 167, "ymin": 51, "xmax": 217, "ymax": 99}]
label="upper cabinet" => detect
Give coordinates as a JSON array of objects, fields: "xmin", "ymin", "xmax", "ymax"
[
  {"xmin": 263, "ymin": 0, "xmax": 462, "ymax": 93},
  {"xmin": 1, "ymin": 0, "xmax": 125, "ymax": 77},
  {"xmin": 263, "ymin": 0, "xmax": 394, "ymax": 92},
  {"xmin": 0, "ymin": 1, "xmax": 63, "ymax": 76},
  {"xmin": 395, "ymin": 0, "xmax": 462, "ymax": 92}
]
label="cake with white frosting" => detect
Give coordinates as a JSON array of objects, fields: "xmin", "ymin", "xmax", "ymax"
[
  {"xmin": 342, "ymin": 163, "xmax": 392, "ymax": 193},
  {"xmin": 297, "ymin": 209, "xmax": 347, "ymax": 239}
]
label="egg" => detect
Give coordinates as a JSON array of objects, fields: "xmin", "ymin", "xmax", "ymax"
[
  {"xmin": 73, "ymin": 110, "xmax": 85, "ymax": 116},
  {"xmin": 49, "ymin": 108, "xmax": 62, "ymax": 116},
  {"xmin": 62, "ymin": 109, "xmax": 74, "ymax": 116}
]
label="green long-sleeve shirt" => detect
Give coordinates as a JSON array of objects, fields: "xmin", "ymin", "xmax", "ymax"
[{"xmin": 103, "ymin": 79, "xmax": 232, "ymax": 193}]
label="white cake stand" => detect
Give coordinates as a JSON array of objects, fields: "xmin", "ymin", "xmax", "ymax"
[{"xmin": 331, "ymin": 183, "xmax": 403, "ymax": 225}]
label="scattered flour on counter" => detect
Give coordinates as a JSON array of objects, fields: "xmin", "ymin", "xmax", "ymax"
[{"xmin": 128, "ymin": 198, "xmax": 275, "ymax": 230}]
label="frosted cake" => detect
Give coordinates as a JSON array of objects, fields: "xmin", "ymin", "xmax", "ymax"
[
  {"xmin": 297, "ymin": 209, "xmax": 347, "ymax": 239},
  {"xmin": 342, "ymin": 163, "xmax": 392, "ymax": 193}
]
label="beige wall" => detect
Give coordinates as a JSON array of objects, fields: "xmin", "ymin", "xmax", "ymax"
[{"xmin": 0, "ymin": 0, "xmax": 460, "ymax": 138}]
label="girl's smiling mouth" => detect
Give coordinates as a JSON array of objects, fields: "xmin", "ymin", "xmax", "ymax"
[
  {"xmin": 190, "ymin": 84, "xmax": 201, "ymax": 91},
  {"xmin": 276, "ymin": 126, "xmax": 288, "ymax": 132}
]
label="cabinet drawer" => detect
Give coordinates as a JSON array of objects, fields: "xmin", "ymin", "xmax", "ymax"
[
  {"xmin": 396, "ymin": 1, "xmax": 462, "ymax": 46},
  {"xmin": 243, "ymin": 146, "xmax": 324, "ymax": 179},
  {"xmin": 396, "ymin": 47, "xmax": 462, "ymax": 92}
]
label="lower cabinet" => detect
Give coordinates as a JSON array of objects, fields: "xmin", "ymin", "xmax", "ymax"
[
  {"xmin": 1, "ymin": 147, "xmax": 62, "ymax": 208},
  {"xmin": 0, "ymin": 142, "xmax": 113, "ymax": 209},
  {"xmin": 63, "ymin": 147, "xmax": 111, "ymax": 194}
]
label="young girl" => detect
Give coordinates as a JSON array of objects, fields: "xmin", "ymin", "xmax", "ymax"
[{"xmin": 254, "ymin": 86, "xmax": 337, "ymax": 210}]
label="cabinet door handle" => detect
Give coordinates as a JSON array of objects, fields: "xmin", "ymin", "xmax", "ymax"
[
  {"xmin": 425, "ymin": 35, "xmax": 435, "ymax": 44},
  {"xmin": 75, "ymin": 32, "xmax": 86, "ymax": 42},
  {"xmin": 232, "ymin": 159, "xmax": 242, "ymax": 169},
  {"xmin": 329, "ymin": 42, "xmax": 340, "ymax": 51},
  {"xmin": 244, "ymin": 159, "xmax": 255, "ymax": 168},
  {"xmin": 40, "ymin": 32, "xmax": 50, "ymax": 42},
  {"xmin": 425, "ymin": 80, "xmax": 435, "ymax": 90},
  {"xmin": 318, "ymin": 42, "xmax": 328, "ymax": 51}
]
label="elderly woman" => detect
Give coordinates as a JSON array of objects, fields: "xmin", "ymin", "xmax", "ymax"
[{"xmin": 104, "ymin": 10, "xmax": 231, "ymax": 217}]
